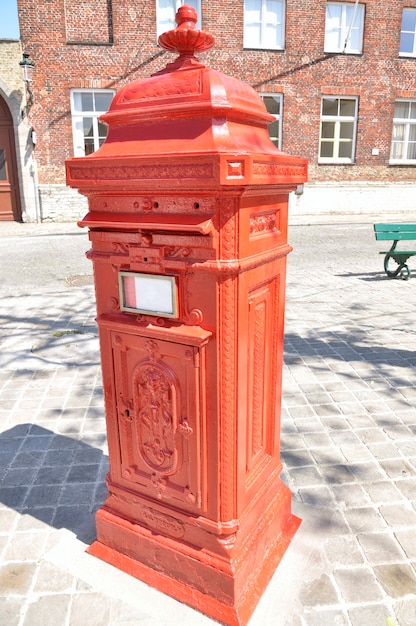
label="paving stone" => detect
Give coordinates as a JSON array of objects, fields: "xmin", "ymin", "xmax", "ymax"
[
  {"xmin": 0, "ymin": 562, "xmax": 38, "ymax": 596},
  {"xmin": 394, "ymin": 478, "xmax": 416, "ymax": 500},
  {"xmin": 297, "ymin": 479, "xmax": 333, "ymax": 503},
  {"xmin": 282, "ymin": 449, "xmax": 315, "ymax": 468},
  {"xmin": 379, "ymin": 503, "xmax": 416, "ymax": 528},
  {"xmin": 348, "ymin": 603, "xmax": 394, "ymax": 626},
  {"xmin": 340, "ymin": 444, "xmax": 374, "ymax": 464},
  {"xmin": 0, "ymin": 596, "xmax": 23, "ymax": 626},
  {"xmin": 330, "ymin": 483, "xmax": 369, "ymax": 508},
  {"xmin": 318, "ymin": 464, "xmax": 356, "ymax": 485},
  {"xmin": 2, "ymin": 531, "xmax": 49, "ymax": 562},
  {"xmin": 379, "ymin": 459, "xmax": 415, "ymax": 479},
  {"xmin": 394, "ymin": 529, "xmax": 416, "ymax": 559},
  {"xmin": 298, "ymin": 574, "xmax": 339, "ymax": 606},
  {"xmin": 324, "ymin": 535, "xmax": 364, "ymax": 566},
  {"xmin": 301, "ymin": 609, "xmax": 350, "ymax": 626},
  {"xmin": 366, "ymin": 481, "xmax": 405, "ymax": 505},
  {"xmin": 344, "ymin": 507, "xmax": 388, "ymax": 533},
  {"xmin": 333, "ymin": 567, "xmax": 384, "ymax": 603},
  {"xmin": 357, "ymin": 532, "xmax": 408, "ymax": 564},
  {"xmin": 373, "ymin": 563, "xmax": 416, "ymax": 598},
  {"xmin": 393, "ymin": 596, "xmax": 416, "ymax": 626},
  {"xmin": 33, "ymin": 561, "xmax": 74, "ymax": 593},
  {"xmin": 69, "ymin": 592, "xmax": 112, "ymax": 626},
  {"xmin": 22, "ymin": 594, "xmax": 71, "ymax": 626}
]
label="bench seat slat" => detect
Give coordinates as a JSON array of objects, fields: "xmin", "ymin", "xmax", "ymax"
[
  {"xmin": 375, "ymin": 232, "xmax": 416, "ymax": 240},
  {"xmin": 374, "ymin": 223, "xmax": 416, "ymax": 231}
]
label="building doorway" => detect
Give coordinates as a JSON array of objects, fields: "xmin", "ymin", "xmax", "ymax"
[{"xmin": 0, "ymin": 96, "xmax": 21, "ymax": 221}]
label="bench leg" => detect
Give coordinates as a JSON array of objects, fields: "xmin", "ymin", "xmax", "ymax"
[{"xmin": 384, "ymin": 253, "xmax": 411, "ymax": 280}]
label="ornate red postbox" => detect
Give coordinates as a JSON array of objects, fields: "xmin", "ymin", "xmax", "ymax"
[{"xmin": 66, "ymin": 7, "xmax": 307, "ymax": 625}]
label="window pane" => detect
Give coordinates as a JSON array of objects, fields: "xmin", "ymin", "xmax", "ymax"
[
  {"xmin": 0, "ymin": 149, "xmax": 6, "ymax": 181},
  {"xmin": 72, "ymin": 90, "xmax": 114, "ymax": 156},
  {"xmin": 410, "ymin": 103, "xmax": 416, "ymax": 119},
  {"xmin": 320, "ymin": 142, "xmax": 334, "ymax": 158},
  {"xmin": 400, "ymin": 33, "xmax": 415, "ymax": 54},
  {"xmin": 325, "ymin": 3, "xmax": 363, "ymax": 53},
  {"xmin": 80, "ymin": 92, "xmax": 94, "ymax": 112},
  {"xmin": 402, "ymin": 8, "xmax": 416, "ymax": 32},
  {"xmin": 322, "ymin": 99, "xmax": 338, "ymax": 116},
  {"xmin": 245, "ymin": 24, "xmax": 261, "ymax": 46},
  {"xmin": 245, "ymin": 0, "xmax": 261, "ymax": 22},
  {"xmin": 83, "ymin": 117, "xmax": 94, "ymax": 137},
  {"xmin": 390, "ymin": 142, "xmax": 403, "ymax": 160},
  {"xmin": 392, "ymin": 123, "xmax": 405, "ymax": 142},
  {"xmin": 264, "ymin": 24, "xmax": 281, "ymax": 48},
  {"xmin": 339, "ymin": 141, "xmax": 353, "ymax": 159},
  {"xmin": 268, "ymin": 119, "xmax": 280, "ymax": 142},
  {"xmin": 340, "ymin": 121, "xmax": 354, "ymax": 139},
  {"xmin": 394, "ymin": 101, "xmax": 409, "ymax": 119},
  {"xmin": 340, "ymin": 99, "xmax": 356, "ymax": 117},
  {"xmin": 84, "ymin": 139, "xmax": 95, "ymax": 155},
  {"xmin": 407, "ymin": 142, "xmax": 416, "ymax": 160},
  {"xmin": 94, "ymin": 92, "xmax": 113, "ymax": 112},
  {"xmin": 321, "ymin": 121, "xmax": 335, "ymax": 139},
  {"xmin": 98, "ymin": 121, "xmax": 108, "ymax": 141},
  {"xmin": 158, "ymin": 0, "xmax": 176, "ymax": 29},
  {"xmin": 348, "ymin": 26, "xmax": 362, "ymax": 52},
  {"xmin": 244, "ymin": 0, "xmax": 284, "ymax": 49},
  {"xmin": 263, "ymin": 96, "xmax": 280, "ymax": 115}
]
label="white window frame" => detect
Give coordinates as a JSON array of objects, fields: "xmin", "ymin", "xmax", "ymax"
[
  {"xmin": 319, "ymin": 96, "xmax": 358, "ymax": 164},
  {"xmin": 390, "ymin": 99, "xmax": 416, "ymax": 165},
  {"xmin": 259, "ymin": 93, "xmax": 283, "ymax": 149},
  {"xmin": 156, "ymin": 0, "xmax": 201, "ymax": 38},
  {"xmin": 399, "ymin": 8, "xmax": 416, "ymax": 57},
  {"xmin": 243, "ymin": 0, "xmax": 286, "ymax": 50},
  {"xmin": 324, "ymin": 2, "xmax": 365, "ymax": 54},
  {"xmin": 70, "ymin": 89, "xmax": 115, "ymax": 157}
]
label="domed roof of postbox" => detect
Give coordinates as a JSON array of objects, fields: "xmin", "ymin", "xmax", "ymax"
[{"xmin": 96, "ymin": 5, "xmax": 277, "ymax": 157}]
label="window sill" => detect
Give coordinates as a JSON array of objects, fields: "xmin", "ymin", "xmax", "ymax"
[
  {"xmin": 398, "ymin": 53, "xmax": 416, "ymax": 59},
  {"xmin": 323, "ymin": 49, "xmax": 363, "ymax": 56},
  {"xmin": 243, "ymin": 46, "xmax": 285, "ymax": 52},
  {"xmin": 318, "ymin": 160, "xmax": 355, "ymax": 165},
  {"xmin": 389, "ymin": 160, "xmax": 416, "ymax": 166},
  {"xmin": 67, "ymin": 41, "xmax": 114, "ymax": 46}
]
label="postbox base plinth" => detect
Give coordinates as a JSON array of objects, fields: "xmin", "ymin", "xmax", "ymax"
[{"xmin": 87, "ymin": 493, "xmax": 300, "ymax": 626}]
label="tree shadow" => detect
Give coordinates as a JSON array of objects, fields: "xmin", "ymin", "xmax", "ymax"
[
  {"xmin": 0, "ymin": 287, "xmax": 99, "ymax": 371},
  {"xmin": 0, "ymin": 424, "xmax": 108, "ymax": 544}
]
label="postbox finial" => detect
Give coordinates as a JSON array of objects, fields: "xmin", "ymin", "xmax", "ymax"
[{"xmin": 158, "ymin": 4, "xmax": 215, "ymax": 58}]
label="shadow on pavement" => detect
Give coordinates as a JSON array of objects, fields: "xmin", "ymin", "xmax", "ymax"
[{"xmin": 0, "ymin": 424, "xmax": 108, "ymax": 545}]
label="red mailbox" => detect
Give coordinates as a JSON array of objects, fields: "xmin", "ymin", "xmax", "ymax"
[{"xmin": 66, "ymin": 6, "xmax": 307, "ymax": 625}]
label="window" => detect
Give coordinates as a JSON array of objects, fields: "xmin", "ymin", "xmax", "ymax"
[
  {"xmin": 324, "ymin": 2, "xmax": 365, "ymax": 54},
  {"xmin": 156, "ymin": 0, "xmax": 201, "ymax": 38},
  {"xmin": 319, "ymin": 97, "xmax": 358, "ymax": 163},
  {"xmin": 400, "ymin": 8, "xmax": 416, "ymax": 57},
  {"xmin": 390, "ymin": 100, "xmax": 416, "ymax": 163},
  {"xmin": 71, "ymin": 90, "xmax": 115, "ymax": 157},
  {"xmin": 260, "ymin": 93, "xmax": 283, "ymax": 149},
  {"xmin": 244, "ymin": 0, "xmax": 285, "ymax": 50}
]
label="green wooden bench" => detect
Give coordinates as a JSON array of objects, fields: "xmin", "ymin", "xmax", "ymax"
[{"xmin": 374, "ymin": 223, "xmax": 416, "ymax": 279}]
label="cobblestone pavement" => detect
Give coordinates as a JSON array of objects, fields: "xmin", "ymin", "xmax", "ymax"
[{"xmin": 0, "ymin": 220, "xmax": 415, "ymax": 626}]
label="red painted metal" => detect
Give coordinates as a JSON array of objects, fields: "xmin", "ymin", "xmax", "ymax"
[{"xmin": 66, "ymin": 6, "xmax": 307, "ymax": 625}]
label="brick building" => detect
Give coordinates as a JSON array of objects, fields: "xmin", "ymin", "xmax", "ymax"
[{"xmin": 2, "ymin": 0, "xmax": 415, "ymax": 221}]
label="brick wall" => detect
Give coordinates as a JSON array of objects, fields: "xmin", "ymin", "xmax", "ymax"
[{"xmin": 16, "ymin": 0, "xmax": 416, "ymax": 221}]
